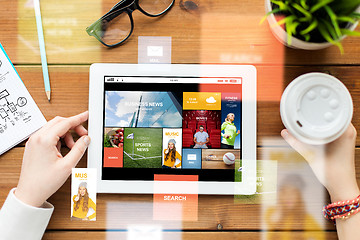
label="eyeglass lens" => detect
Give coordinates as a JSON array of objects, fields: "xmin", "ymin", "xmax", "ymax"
[
  {"xmin": 98, "ymin": 12, "xmax": 132, "ymax": 46},
  {"xmin": 94, "ymin": 0, "xmax": 174, "ymax": 46},
  {"xmin": 138, "ymin": 0, "xmax": 174, "ymax": 16}
]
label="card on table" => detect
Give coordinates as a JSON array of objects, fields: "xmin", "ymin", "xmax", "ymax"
[{"xmin": 71, "ymin": 168, "xmax": 97, "ymax": 221}]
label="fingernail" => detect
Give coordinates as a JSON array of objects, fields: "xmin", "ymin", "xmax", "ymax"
[
  {"xmin": 281, "ymin": 129, "xmax": 288, "ymax": 138},
  {"xmin": 83, "ymin": 136, "xmax": 91, "ymax": 146}
]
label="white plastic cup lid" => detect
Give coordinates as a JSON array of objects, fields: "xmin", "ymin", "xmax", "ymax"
[{"xmin": 280, "ymin": 72, "xmax": 353, "ymax": 145}]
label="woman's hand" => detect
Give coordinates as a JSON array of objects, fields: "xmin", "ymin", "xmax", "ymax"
[
  {"xmin": 15, "ymin": 112, "xmax": 90, "ymax": 208},
  {"xmin": 74, "ymin": 195, "xmax": 79, "ymax": 202},
  {"xmin": 281, "ymin": 124, "xmax": 360, "ymax": 202}
]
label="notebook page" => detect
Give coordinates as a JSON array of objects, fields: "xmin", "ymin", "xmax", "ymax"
[{"xmin": 0, "ymin": 44, "xmax": 46, "ymax": 155}]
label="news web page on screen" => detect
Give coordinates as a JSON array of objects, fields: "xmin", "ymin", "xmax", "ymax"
[{"xmin": 101, "ymin": 76, "xmax": 242, "ymax": 183}]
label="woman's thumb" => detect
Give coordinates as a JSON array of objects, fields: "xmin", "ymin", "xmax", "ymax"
[{"xmin": 65, "ymin": 136, "xmax": 91, "ymax": 167}]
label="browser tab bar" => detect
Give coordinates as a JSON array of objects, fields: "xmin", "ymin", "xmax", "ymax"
[{"xmin": 105, "ymin": 77, "xmax": 242, "ymax": 84}]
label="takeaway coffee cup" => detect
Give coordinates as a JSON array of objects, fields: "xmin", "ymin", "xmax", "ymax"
[{"xmin": 280, "ymin": 72, "xmax": 353, "ymax": 145}]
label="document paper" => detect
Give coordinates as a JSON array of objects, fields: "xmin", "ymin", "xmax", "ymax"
[{"xmin": 0, "ymin": 43, "xmax": 46, "ymax": 155}]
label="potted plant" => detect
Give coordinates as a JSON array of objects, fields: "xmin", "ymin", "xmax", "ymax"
[{"xmin": 263, "ymin": 0, "xmax": 360, "ymax": 53}]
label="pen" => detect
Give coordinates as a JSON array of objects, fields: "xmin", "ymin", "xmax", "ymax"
[{"xmin": 34, "ymin": 0, "xmax": 51, "ymax": 101}]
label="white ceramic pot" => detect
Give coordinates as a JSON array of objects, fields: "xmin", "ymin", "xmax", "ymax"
[{"xmin": 265, "ymin": 0, "xmax": 359, "ymax": 50}]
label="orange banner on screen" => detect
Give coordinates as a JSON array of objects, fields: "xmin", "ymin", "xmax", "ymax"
[
  {"xmin": 153, "ymin": 174, "xmax": 198, "ymax": 221},
  {"xmin": 103, "ymin": 147, "xmax": 123, "ymax": 167},
  {"xmin": 154, "ymin": 174, "xmax": 198, "ymax": 181},
  {"xmin": 183, "ymin": 92, "xmax": 221, "ymax": 110}
]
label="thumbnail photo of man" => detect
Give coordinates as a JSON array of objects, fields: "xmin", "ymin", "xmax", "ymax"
[{"xmin": 193, "ymin": 125, "xmax": 209, "ymax": 149}]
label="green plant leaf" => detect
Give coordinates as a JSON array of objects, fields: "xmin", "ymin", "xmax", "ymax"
[
  {"xmin": 341, "ymin": 28, "xmax": 360, "ymax": 36},
  {"xmin": 287, "ymin": 22, "xmax": 293, "ymax": 45},
  {"xmin": 289, "ymin": 21, "xmax": 300, "ymax": 35},
  {"xmin": 330, "ymin": 0, "xmax": 360, "ymax": 15},
  {"xmin": 293, "ymin": 3, "xmax": 312, "ymax": 19},
  {"xmin": 283, "ymin": 13, "xmax": 296, "ymax": 45},
  {"xmin": 271, "ymin": 0, "xmax": 289, "ymax": 11},
  {"xmin": 318, "ymin": 23, "xmax": 335, "ymax": 44},
  {"xmin": 324, "ymin": 5, "xmax": 343, "ymax": 39},
  {"xmin": 318, "ymin": 21, "xmax": 344, "ymax": 54},
  {"xmin": 322, "ymin": 19, "xmax": 339, "ymax": 40},
  {"xmin": 298, "ymin": 17, "xmax": 310, "ymax": 22},
  {"xmin": 300, "ymin": 19, "xmax": 318, "ymax": 35},
  {"xmin": 310, "ymin": 0, "xmax": 334, "ymax": 13},
  {"xmin": 300, "ymin": 0, "xmax": 309, "ymax": 10},
  {"xmin": 260, "ymin": 8, "xmax": 282, "ymax": 24},
  {"xmin": 336, "ymin": 16, "xmax": 356, "ymax": 24},
  {"xmin": 274, "ymin": 15, "xmax": 296, "ymax": 27},
  {"xmin": 349, "ymin": 13, "xmax": 360, "ymax": 19},
  {"xmin": 264, "ymin": 0, "xmax": 360, "ymax": 52}
]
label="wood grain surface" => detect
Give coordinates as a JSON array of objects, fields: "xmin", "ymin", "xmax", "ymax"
[
  {"xmin": 42, "ymin": 231, "xmax": 338, "ymax": 240},
  {"xmin": 0, "ymin": 0, "xmax": 359, "ymax": 65},
  {"xmin": 1, "ymin": 0, "xmax": 360, "ymax": 239},
  {"xmin": 2, "ymin": 145, "xmax": 360, "ymax": 231}
]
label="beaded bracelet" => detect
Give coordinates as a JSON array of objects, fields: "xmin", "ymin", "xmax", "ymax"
[{"xmin": 323, "ymin": 195, "xmax": 360, "ymax": 221}]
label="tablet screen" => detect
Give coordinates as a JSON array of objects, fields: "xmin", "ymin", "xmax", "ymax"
[{"xmin": 102, "ymin": 76, "xmax": 242, "ymax": 183}]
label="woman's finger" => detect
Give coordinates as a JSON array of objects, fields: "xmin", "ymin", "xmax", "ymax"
[
  {"xmin": 56, "ymin": 141, "xmax": 61, "ymax": 152},
  {"xmin": 74, "ymin": 124, "xmax": 88, "ymax": 137},
  {"xmin": 50, "ymin": 112, "xmax": 89, "ymax": 140},
  {"xmin": 281, "ymin": 129, "xmax": 313, "ymax": 162},
  {"xmin": 64, "ymin": 132, "xmax": 75, "ymax": 149},
  {"xmin": 63, "ymin": 136, "xmax": 91, "ymax": 168}
]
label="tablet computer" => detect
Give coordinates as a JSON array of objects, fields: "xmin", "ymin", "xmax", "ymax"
[{"xmin": 88, "ymin": 64, "xmax": 256, "ymax": 194}]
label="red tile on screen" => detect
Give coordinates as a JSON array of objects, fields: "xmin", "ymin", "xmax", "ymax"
[
  {"xmin": 154, "ymin": 174, "xmax": 198, "ymax": 182},
  {"xmin": 103, "ymin": 147, "xmax": 123, "ymax": 167},
  {"xmin": 153, "ymin": 174, "xmax": 198, "ymax": 221}
]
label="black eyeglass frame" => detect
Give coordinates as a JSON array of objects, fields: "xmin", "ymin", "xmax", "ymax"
[{"xmin": 86, "ymin": 0, "xmax": 175, "ymax": 47}]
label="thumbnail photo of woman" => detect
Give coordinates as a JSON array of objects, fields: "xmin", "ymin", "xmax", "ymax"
[
  {"xmin": 72, "ymin": 182, "xmax": 96, "ymax": 221},
  {"xmin": 221, "ymin": 113, "xmax": 240, "ymax": 149},
  {"xmin": 162, "ymin": 139, "xmax": 182, "ymax": 168}
]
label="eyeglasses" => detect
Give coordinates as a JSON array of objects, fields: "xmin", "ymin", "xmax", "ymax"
[{"xmin": 86, "ymin": 0, "xmax": 175, "ymax": 47}]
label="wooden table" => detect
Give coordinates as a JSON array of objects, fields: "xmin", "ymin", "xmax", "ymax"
[{"xmin": 1, "ymin": 0, "xmax": 359, "ymax": 239}]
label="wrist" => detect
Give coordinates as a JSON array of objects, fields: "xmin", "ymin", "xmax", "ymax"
[
  {"xmin": 15, "ymin": 187, "xmax": 44, "ymax": 208},
  {"xmin": 329, "ymin": 186, "xmax": 360, "ymax": 203},
  {"xmin": 323, "ymin": 193, "xmax": 360, "ymax": 222}
]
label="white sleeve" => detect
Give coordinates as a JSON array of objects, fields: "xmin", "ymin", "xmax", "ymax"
[{"xmin": 0, "ymin": 188, "xmax": 54, "ymax": 240}]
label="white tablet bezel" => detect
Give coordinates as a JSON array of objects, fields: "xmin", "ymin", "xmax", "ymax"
[{"xmin": 88, "ymin": 64, "xmax": 256, "ymax": 195}]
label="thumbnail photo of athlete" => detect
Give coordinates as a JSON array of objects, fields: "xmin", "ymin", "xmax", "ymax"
[{"xmin": 221, "ymin": 113, "xmax": 240, "ymax": 149}]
